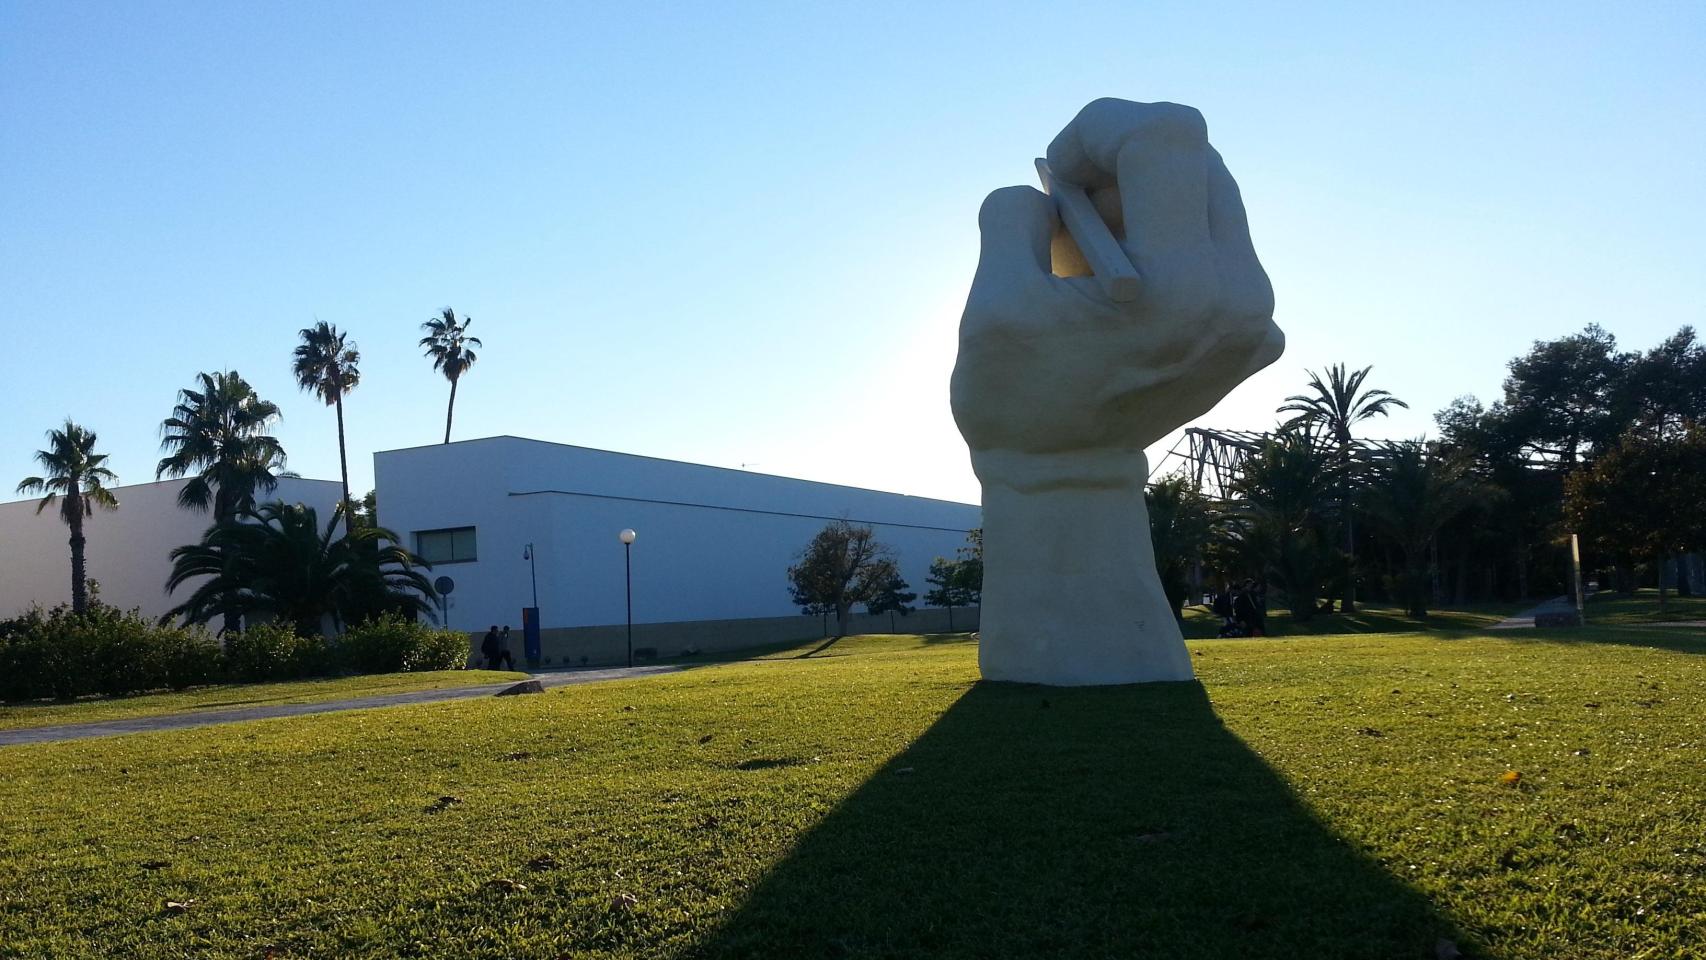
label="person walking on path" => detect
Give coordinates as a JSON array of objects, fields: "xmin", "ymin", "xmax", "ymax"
[
  {"xmin": 495, "ymin": 625, "xmax": 515, "ymax": 670},
  {"xmin": 481, "ymin": 625, "xmax": 503, "ymax": 669}
]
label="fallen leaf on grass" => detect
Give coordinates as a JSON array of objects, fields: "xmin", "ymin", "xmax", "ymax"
[
  {"xmin": 425, "ymin": 796, "xmax": 462, "ymax": 813},
  {"xmin": 485, "ymin": 878, "xmax": 527, "ymax": 892},
  {"xmin": 1572, "ymin": 748, "xmax": 1591, "ymax": 757},
  {"xmin": 526, "ymin": 855, "xmax": 559, "ymax": 871},
  {"xmin": 503, "ymin": 751, "xmax": 533, "ymax": 761},
  {"xmin": 608, "ymin": 892, "xmax": 639, "ymax": 912},
  {"xmin": 1357, "ymin": 727, "xmax": 1384, "ymax": 738},
  {"xmin": 1498, "ymin": 770, "xmax": 1522, "ymax": 787},
  {"xmin": 697, "ymin": 734, "xmax": 713, "ymax": 744},
  {"xmin": 163, "ymin": 899, "xmax": 195, "ymax": 914}
]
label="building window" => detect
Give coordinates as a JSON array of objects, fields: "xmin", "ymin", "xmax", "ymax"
[{"xmin": 415, "ymin": 526, "xmax": 477, "ymax": 564}]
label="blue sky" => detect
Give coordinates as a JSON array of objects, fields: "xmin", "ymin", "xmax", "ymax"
[{"xmin": 3, "ymin": 1, "xmax": 1702, "ymax": 509}]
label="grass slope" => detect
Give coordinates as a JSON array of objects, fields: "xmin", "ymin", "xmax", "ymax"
[
  {"xmin": 1585, "ymin": 589, "xmax": 1706, "ymax": 625},
  {"xmin": 2, "ymin": 628, "xmax": 1705, "ymax": 958},
  {"xmin": 0, "ymin": 670, "xmax": 528, "ymax": 732}
]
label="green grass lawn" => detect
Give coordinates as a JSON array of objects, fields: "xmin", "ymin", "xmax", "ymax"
[
  {"xmin": 1180, "ymin": 599, "xmax": 1522, "ymax": 639},
  {"xmin": 1585, "ymin": 588, "xmax": 1706, "ymax": 624},
  {"xmin": 0, "ymin": 670, "xmax": 528, "ymax": 732},
  {"xmin": 3, "ymin": 626, "xmax": 1706, "ymax": 958}
]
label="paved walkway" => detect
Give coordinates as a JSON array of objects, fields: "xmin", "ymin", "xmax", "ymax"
[
  {"xmin": 0, "ymin": 664, "xmax": 686, "ymax": 748},
  {"xmin": 1490, "ymin": 596, "xmax": 1576, "ymax": 630}
]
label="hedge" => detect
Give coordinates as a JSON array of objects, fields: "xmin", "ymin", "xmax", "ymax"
[{"xmin": 1, "ymin": 606, "xmax": 474, "ymax": 704}]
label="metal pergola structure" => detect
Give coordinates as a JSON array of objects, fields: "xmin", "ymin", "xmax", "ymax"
[{"xmin": 1147, "ymin": 427, "xmax": 1274, "ymax": 501}]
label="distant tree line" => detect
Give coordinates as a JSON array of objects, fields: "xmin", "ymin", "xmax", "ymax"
[
  {"xmin": 1153, "ymin": 323, "xmax": 1706, "ymax": 622},
  {"xmin": 787, "ymin": 522, "xmax": 981, "ymax": 637}
]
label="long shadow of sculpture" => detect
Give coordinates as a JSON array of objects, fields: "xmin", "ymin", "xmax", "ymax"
[{"xmin": 687, "ymin": 680, "xmax": 1475, "ymax": 959}]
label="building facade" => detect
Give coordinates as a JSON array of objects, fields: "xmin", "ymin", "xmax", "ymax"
[
  {"xmin": 0, "ymin": 477, "xmax": 343, "ymax": 622},
  {"xmin": 374, "ymin": 436, "xmax": 982, "ymax": 666}
]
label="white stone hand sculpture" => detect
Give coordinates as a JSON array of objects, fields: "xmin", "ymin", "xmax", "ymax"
[{"xmin": 951, "ymin": 99, "xmax": 1284, "ymax": 686}]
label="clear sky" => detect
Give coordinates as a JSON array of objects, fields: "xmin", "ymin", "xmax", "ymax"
[{"xmin": 3, "ymin": 1, "xmax": 1702, "ymax": 510}]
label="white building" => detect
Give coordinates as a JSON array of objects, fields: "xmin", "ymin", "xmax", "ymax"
[
  {"xmin": 0, "ymin": 477, "xmax": 343, "ymax": 621},
  {"xmin": 374, "ymin": 436, "xmax": 982, "ymax": 666}
]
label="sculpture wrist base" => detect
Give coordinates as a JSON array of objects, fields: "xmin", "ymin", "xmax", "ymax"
[{"xmin": 974, "ymin": 460, "xmax": 1194, "ymax": 686}]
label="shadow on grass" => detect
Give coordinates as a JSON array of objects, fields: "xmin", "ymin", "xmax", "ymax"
[
  {"xmin": 686, "ymin": 680, "xmax": 1474, "ymax": 960},
  {"xmin": 1524, "ymin": 624, "xmax": 1706, "ymax": 656}
]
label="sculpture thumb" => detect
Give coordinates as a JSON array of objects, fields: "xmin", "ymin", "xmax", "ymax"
[{"xmin": 972, "ymin": 185, "xmax": 1054, "ymax": 293}]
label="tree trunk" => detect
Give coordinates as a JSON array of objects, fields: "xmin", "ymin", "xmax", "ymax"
[
  {"xmin": 335, "ymin": 394, "xmax": 353, "ymax": 535},
  {"xmin": 68, "ymin": 502, "xmax": 87, "ymax": 615},
  {"xmin": 1659, "ymin": 554, "xmax": 1669, "ymax": 611},
  {"xmin": 946, "ymin": 602, "xmax": 955, "ymax": 632},
  {"xmin": 1341, "ymin": 445, "xmax": 1356, "ymax": 613},
  {"xmin": 835, "ymin": 602, "xmax": 850, "ymax": 638},
  {"xmin": 1516, "ymin": 536, "xmax": 1530, "ymax": 600},
  {"xmin": 444, "ymin": 376, "xmax": 458, "ymax": 444}
]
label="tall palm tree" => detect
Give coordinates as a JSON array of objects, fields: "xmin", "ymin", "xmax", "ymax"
[
  {"xmin": 419, "ymin": 307, "xmax": 482, "ymax": 444},
  {"xmin": 1279, "ymin": 364, "xmax": 1408, "ymax": 612},
  {"xmin": 292, "ymin": 321, "xmax": 361, "ymax": 531},
  {"xmin": 165, "ymin": 501, "xmax": 437, "ymax": 636},
  {"xmin": 157, "ymin": 371, "xmax": 287, "ymax": 635},
  {"xmin": 1145, "ymin": 474, "xmax": 1217, "ymax": 619},
  {"xmin": 1224, "ymin": 430, "xmax": 1343, "ymax": 620},
  {"xmin": 17, "ymin": 421, "xmax": 120, "ymax": 614}
]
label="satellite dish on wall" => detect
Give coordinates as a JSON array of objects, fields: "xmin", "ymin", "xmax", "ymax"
[{"xmin": 434, "ymin": 576, "xmax": 456, "ymax": 595}]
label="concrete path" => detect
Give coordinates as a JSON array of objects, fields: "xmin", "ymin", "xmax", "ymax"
[
  {"xmin": 1489, "ymin": 596, "xmax": 1576, "ymax": 630},
  {"xmin": 0, "ymin": 664, "xmax": 686, "ymax": 748}
]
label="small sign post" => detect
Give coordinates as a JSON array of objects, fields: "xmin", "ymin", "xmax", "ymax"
[{"xmin": 1569, "ymin": 534, "xmax": 1584, "ymax": 622}]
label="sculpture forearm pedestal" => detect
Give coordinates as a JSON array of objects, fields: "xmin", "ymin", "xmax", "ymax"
[{"xmin": 972, "ymin": 449, "xmax": 1194, "ymax": 686}]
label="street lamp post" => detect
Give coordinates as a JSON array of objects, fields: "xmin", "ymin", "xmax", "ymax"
[
  {"xmin": 523, "ymin": 543, "xmax": 539, "ymax": 609},
  {"xmin": 619, "ymin": 528, "xmax": 637, "ymax": 667}
]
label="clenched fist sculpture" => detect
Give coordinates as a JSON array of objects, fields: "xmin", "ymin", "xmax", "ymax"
[{"xmin": 951, "ymin": 99, "xmax": 1284, "ymax": 685}]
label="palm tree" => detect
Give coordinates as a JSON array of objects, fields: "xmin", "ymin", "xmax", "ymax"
[
  {"xmin": 1279, "ymin": 364, "xmax": 1408, "ymax": 612},
  {"xmin": 1224, "ymin": 430, "xmax": 1343, "ymax": 621},
  {"xmin": 157, "ymin": 371, "xmax": 287, "ymax": 635},
  {"xmin": 292, "ymin": 321, "xmax": 361, "ymax": 530},
  {"xmin": 1145, "ymin": 474, "xmax": 1217, "ymax": 619},
  {"xmin": 419, "ymin": 307, "xmax": 482, "ymax": 443},
  {"xmin": 165, "ymin": 501, "xmax": 437, "ymax": 636},
  {"xmin": 17, "ymin": 421, "xmax": 120, "ymax": 614},
  {"xmin": 1359, "ymin": 442, "xmax": 1488, "ymax": 618}
]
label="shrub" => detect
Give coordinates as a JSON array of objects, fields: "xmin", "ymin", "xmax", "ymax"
[
  {"xmin": 336, "ymin": 613, "xmax": 470, "ymax": 674},
  {"xmin": 224, "ymin": 623, "xmax": 330, "ymax": 682},
  {"xmin": 0, "ymin": 603, "xmax": 220, "ymax": 702}
]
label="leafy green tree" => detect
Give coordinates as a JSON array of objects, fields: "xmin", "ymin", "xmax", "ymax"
[
  {"xmin": 1225, "ymin": 431, "xmax": 1341, "ymax": 621},
  {"xmin": 923, "ymin": 557, "xmax": 976, "ymax": 632},
  {"xmin": 1280, "ymin": 363, "xmax": 1407, "ymax": 612},
  {"xmin": 292, "ymin": 321, "xmax": 361, "ymax": 530},
  {"xmin": 865, "ymin": 573, "xmax": 917, "ymax": 633},
  {"xmin": 1496, "ymin": 324, "xmax": 1633, "ymax": 467},
  {"xmin": 165, "ymin": 502, "xmax": 436, "ymax": 636},
  {"xmin": 1145, "ymin": 474, "xmax": 1216, "ymax": 620},
  {"xmin": 420, "ymin": 307, "xmax": 482, "ymax": 444},
  {"xmin": 787, "ymin": 521, "xmax": 897, "ymax": 637},
  {"xmin": 157, "ymin": 370, "xmax": 288, "ymax": 635},
  {"xmin": 1621, "ymin": 326, "xmax": 1706, "ymax": 441},
  {"xmin": 1357, "ymin": 442, "xmax": 1487, "ymax": 618},
  {"xmin": 16, "ymin": 421, "xmax": 119, "ymax": 614},
  {"xmin": 1565, "ymin": 425, "xmax": 1706, "ymax": 610},
  {"xmin": 955, "ymin": 528, "xmax": 983, "ymax": 602},
  {"xmin": 351, "ymin": 489, "xmax": 378, "ymax": 530}
]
